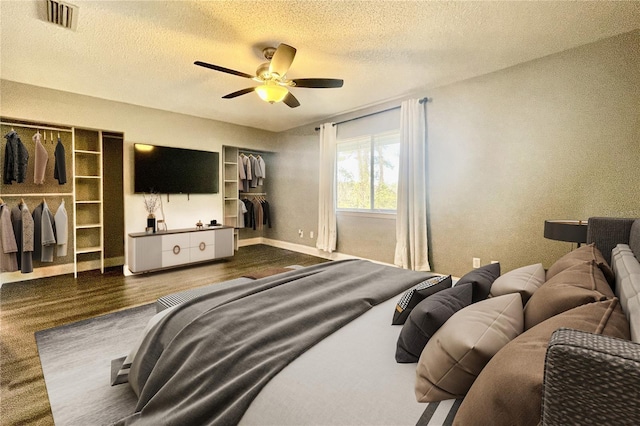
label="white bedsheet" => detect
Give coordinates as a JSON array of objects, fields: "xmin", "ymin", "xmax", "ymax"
[{"xmin": 240, "ymin": 294, "xmax": 429, "ymax": 425}]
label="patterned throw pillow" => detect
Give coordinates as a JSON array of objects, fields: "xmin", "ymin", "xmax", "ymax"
[{"xmin": 392, "ymin": 275, "xmax": 453, "ymax": 325}]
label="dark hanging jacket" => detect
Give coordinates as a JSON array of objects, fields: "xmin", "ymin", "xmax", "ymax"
[
  {"xmin": 54, "ymin": 138, "xmax": 67, "ymax": 184},
  {"xmin": 4, "ymin": 131, "xmax": 29, "ymax": 184}
]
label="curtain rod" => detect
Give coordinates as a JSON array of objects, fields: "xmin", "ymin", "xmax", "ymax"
[{"xmin": 314, "ymin": 97, "xmax": 430, "ymax": 131}]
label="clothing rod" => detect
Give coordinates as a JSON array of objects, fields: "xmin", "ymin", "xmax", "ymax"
[
  {"xmin": 1, "ymin": 121, "xmax": 73, "ymax": 133},
  {"xmin": 240, "ymin": 192, "xmax": 267, "ymax": 196},
  {"xmin": 0, "ymin": 193, "xmax": 73, "ymax": 197},
  {"xmin": 314, "ymin": 97, "xmax": 431, "ymax": 131}
]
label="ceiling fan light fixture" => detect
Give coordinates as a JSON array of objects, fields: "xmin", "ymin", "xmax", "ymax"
[{"xmin": 255, "ymin": 83, "xmax": 288, "ymax": 104}]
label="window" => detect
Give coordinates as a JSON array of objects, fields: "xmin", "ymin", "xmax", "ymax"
[{"xmin": 336, "ymin": 130, "xmax": 400, "ymax": 212}]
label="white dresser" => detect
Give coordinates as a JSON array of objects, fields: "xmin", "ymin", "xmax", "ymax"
[{"xmin": 128, "ymin": 226, "xmax": 234, "ymax": 273}]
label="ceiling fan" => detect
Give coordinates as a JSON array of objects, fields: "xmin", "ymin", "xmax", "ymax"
[{"xmin": 194, "ymin": 43, "xmax": 343, "ymax": 108}]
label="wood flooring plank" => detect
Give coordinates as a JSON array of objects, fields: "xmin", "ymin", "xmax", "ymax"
[{"xmin": 0, "ymin": 244, "xmax": 328, "ymax": 426}]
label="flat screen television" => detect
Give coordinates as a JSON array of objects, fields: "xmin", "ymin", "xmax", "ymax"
[{"xmin": 134, "ymin": 144, "xmax": 219, "ymax": 194}]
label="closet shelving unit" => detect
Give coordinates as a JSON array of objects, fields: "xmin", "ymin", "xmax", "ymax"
[
  {"xmin": 222, "ymin": 145, "xmax": 239, "ymax": 250},
  {"xmin": 72, "ymin": 128, "xmax": 104, "ymax": 277}
]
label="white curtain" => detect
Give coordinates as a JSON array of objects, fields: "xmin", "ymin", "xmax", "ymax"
[
  {"xmin": 316, "ymin": 123, "xmax": 337, "ymax": 253},
  {"xmin": 394, "ymin": 99, "xmax": 431, "ymax": 271}
]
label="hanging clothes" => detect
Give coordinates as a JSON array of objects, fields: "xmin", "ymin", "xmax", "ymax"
[
  {"xmin": 11, "ymin": 202, "xmax": 34, "ymax": 274},
  {"xmin": 241, "ymin": 154, "xmax": 252, "ymax": 192},
  {"xmin": 54, "ymin": 137, "xmax": 67, "ymax": 184},
  {"xmin": 252, "ymin": 198, "xmax": 264, "ymax": 230},
  {"xmin": 32, "ymin": 202, "xmax": 42, "ymax": 260},
  {"xmin": 242, "ymin": 198, "xmax": 255, "ymax": 230},
  {"xmin": 249, "ymin": 155, "xmax": 262, "ymax": 188},
  {"xmin": 21, "ymin": 203, "xmax": 34, "ymax": 273},
  {"xmin": 10, "ymin": 203, "xmax": 23, "ymax": 270},
  {"xmin": 257, "ymin": 155, "xmax": 266, "ymax": 186},
  {"xmin": 0, "ymin": 203, "xmax": 19, "ymax": 272},
  {"xmin": 261, "ymin": 199, "xmax": 272, "ymax": 228},
  {"xmin": 237, "ymin": 198, "xmax": 247, "ymax": 228},
  {"xmin": 238, "ymin": 154, "xmax": 246, "ymax": 190},
  {"xmin": 3, "ymin": 130, "xmax": 29, "ymax": 184},
  {"xmin": 41, "ymin": 201, "xmax": 56, "ymax": 262},
  {"xmin": 55, "ymin": 200, "xmax": 68, "ymax": 257},
  {"xmin": 34, "ymin": 132, "xmax": 49, "ymax": 184}
]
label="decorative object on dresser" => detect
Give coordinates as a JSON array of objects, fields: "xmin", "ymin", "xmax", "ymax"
[{"xmin": 143, "ymin": 193, "xmax": 159, "ymax": 234}]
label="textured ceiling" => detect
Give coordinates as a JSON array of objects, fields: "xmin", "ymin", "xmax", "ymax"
[{"xmin": 1, "ymin": 1, "xmax": 639, "ymax": 132}]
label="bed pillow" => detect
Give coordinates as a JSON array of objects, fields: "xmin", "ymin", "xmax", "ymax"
[
  {"xmin": 524, "ymin": 260, "xmax": 615, "ymax": 330},
  {"xmin": 454, "ymin": 298, "xmax": 630, "ymax": 426},
  {"xmin": 395, "ymin": 283, "xmax": 473, "ymax": 363},
  {"xmin": 490, "ymin": 263, "xmax": 545, "ymax": 304},
  {"xmin": 546, "ymin": 243, "xmax": 615, "ymax": 286},
  {"xmin": 392, "ymin": 275, "xmax": 452, "ymax": 325},
  {"xmin": 415, "ymin": 293, "xmax": 523, "ymax": 402},
  {"xmin": 455, "ymin": 262, "xmax": 500, "ymax": 302}
]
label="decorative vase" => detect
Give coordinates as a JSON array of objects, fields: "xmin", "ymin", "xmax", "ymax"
[{"xmin": 147, "ymin": 213, "xmax": 156, "ymax": 233}]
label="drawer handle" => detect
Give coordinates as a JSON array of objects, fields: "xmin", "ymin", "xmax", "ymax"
[
  {"xmin": 173, "ymin": 245, "xmax": 181, "ymax": 255},
  {"xmin": 199, "ymin": 242, "xmax": 206, "ymax": 251}
]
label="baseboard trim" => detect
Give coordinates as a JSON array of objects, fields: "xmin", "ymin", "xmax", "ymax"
[
  {"xmin": 238, "ymin": 237, "xmax": 396, "ymax": 267},
  {"xmin": 1, "ymin": 256, "xmax": 126, "ymax": 285}
]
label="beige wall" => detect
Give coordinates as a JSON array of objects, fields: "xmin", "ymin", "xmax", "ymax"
[
  {"xmin": 269, "ymin": 30, "xmax": 640, "ymax": 275},
  {"xmin": 427, "ymin": 30, "xmax": 639, "ymax": 276},
  {"xmin": 0, "ymin": 80, "xmax": 277, "ymax": 271}
]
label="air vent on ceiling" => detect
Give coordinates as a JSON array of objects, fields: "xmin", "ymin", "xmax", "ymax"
[{"xmin": 46, "ymin": 0, "xmax": 78, "ymax": 30}]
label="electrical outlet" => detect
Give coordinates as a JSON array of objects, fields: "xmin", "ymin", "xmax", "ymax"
[
  {"xmin": 491, "ymin": 260, "xmax": 499, "ymax": 264},
  {"xmin": 473, "ymin": 257, "xmax": 481, "ymax": 268},
  {"xmin": 298, "ymin": 229, "xmax": 303, "ymax": 238},
  {"xmin": 310, "ymin": 231, "xmax": 314, "ymax": 239}
]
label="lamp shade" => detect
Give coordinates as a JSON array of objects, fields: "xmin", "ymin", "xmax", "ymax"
[
  {"xmin": 255, "ymin": 83, "xmax": 288, "ymax": 103},
  {"xmin": 544, "ymin": 220, "xmax": 588, "ymax": 243}
]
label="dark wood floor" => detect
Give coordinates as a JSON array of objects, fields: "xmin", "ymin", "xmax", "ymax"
[{"xmin": 0, "ymin": 244, "xmax": 328, "ymax": 426}]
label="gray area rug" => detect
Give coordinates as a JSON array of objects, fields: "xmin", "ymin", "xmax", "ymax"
[{"xmin": 35, "ymin": 304, "xmax": 156, "ymax": 426}]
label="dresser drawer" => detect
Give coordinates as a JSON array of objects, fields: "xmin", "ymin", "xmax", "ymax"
[
  {"xmin": 189, "ymin": 230, "xmax": 215, "ymax": 248},
  {"xmin": 162, "ymin": 243, "xmax": 190, "ymax": 267},
  {"xmin": 162, "ymin": 233, "xmax": 190, "ymax": 252},
  {"xmin": 190, "ymin": 244, "xmax": 215, "ymax": 263}
]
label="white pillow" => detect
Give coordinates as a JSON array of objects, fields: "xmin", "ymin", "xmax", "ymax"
[
  {"xmin": 490, "ymin": 263, "xmax": 545, "ymax": 304},
  {"xmin": 415, "ymin": 293, "xmax": 524, "ymax": 402}
]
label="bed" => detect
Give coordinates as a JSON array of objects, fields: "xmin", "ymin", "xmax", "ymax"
[{"xmin": 113, "ymin": 259, "xmax": 464, "ymax": 425}]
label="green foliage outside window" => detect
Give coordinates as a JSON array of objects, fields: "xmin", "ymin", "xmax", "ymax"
[{"xmin": 336, "ymin": 131, "xmax": 399, "ymax": 211}]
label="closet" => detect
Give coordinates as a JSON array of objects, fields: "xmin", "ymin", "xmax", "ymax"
[
  {"xmin": 221, "ymin": 145, "xmax": 273, "ymax": 250},
  {"xmin": 1, "ymin": 117, "xmax": 124, "ymax": 283}
]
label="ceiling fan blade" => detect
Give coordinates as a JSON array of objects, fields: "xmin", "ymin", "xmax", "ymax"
[
  {"xmin": 291, "ymin": 78, "xmax": 344, "ymax": 88},
  {"xmin": 194, "ymin": 61, "xmax": 255, "ymax": 79},
  {"xmin": 269, "ymin": 44, "xmax": 297, "ymax": 77},
  {"xmin": 222, "ymin": 87, "xmax": 256, "ymax": 99},
  {"xmin": 283, "ymin": 92, "xmax": 301, "ymax": 108}
]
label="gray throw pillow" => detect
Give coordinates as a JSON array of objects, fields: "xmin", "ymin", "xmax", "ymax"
[
  {"xmin": 395, "ymin": 283, "xmax": 473, "ymax": 363},
  {"xmin": 456, "ymin": 263, "xmax": 501, "ymax": 302}
]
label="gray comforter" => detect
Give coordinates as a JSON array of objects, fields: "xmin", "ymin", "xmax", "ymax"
[{"xmin": 116, "ymin": 259, "xmax": 433, "ymax": 425}]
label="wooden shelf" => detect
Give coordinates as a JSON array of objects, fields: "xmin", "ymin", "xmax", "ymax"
[
  {"xmin": 76, "ymin": 223, "xmax": 102, "ymax": 229},
  {"xmin": 76, "ymin": 246, "xmax": 102, "ymax": 254}
]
